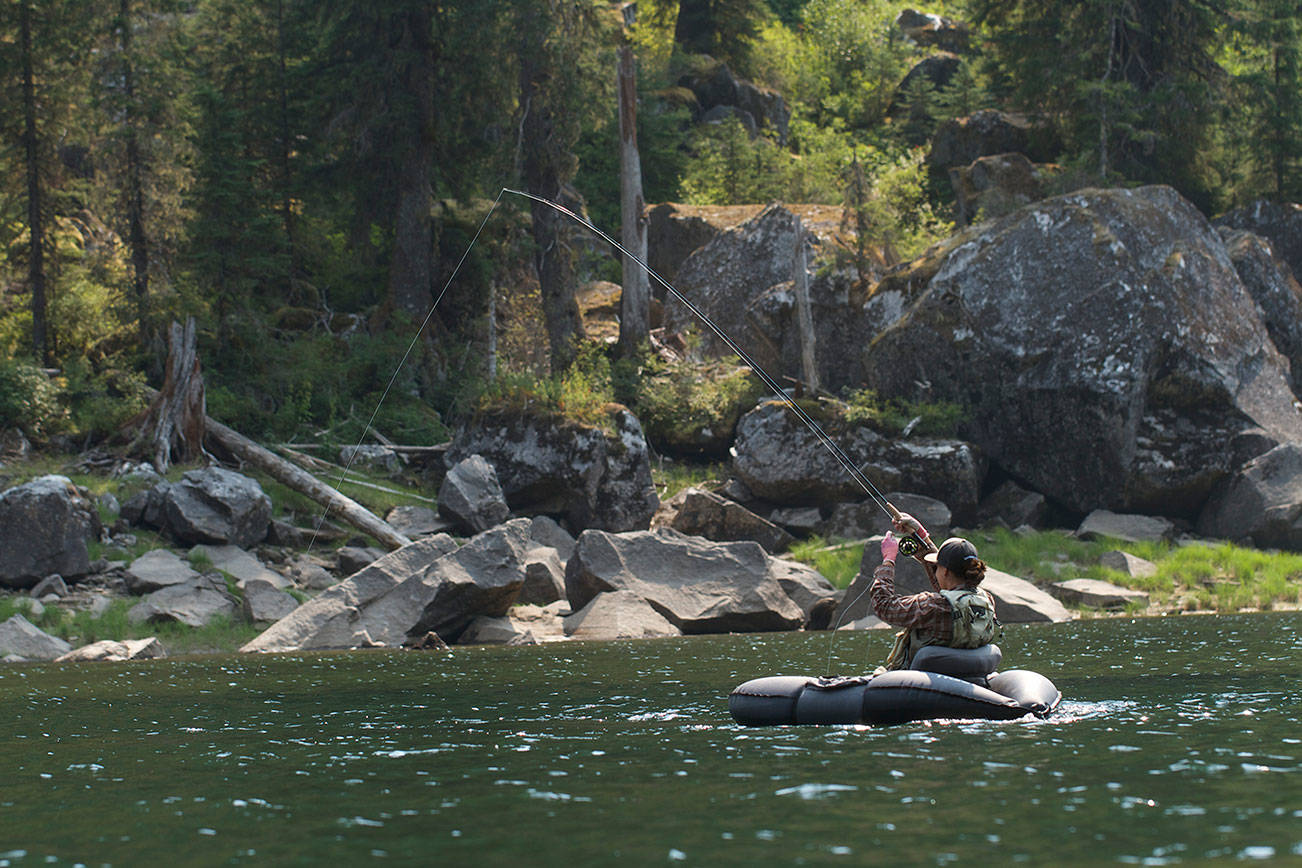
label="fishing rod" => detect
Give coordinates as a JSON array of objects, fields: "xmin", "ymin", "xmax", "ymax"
[{"xmin": 503, "ymin": 188, "xmax": 918, "ymax": 534}]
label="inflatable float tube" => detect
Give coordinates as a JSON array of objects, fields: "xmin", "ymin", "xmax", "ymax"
[{"xmin": 729, "ymin": 645, "xmax": 1061, "ymax": 726}]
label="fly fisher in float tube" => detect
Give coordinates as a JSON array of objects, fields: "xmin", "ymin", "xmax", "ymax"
[
  {"xmin": 367, "ymin": 188, "xmax": 1062, "ymax": 727},
  {"xmin": 494, "ymin": 190, "xmax": 1060, "ymax": 727}
]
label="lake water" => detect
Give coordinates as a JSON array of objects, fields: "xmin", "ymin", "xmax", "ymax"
[{"xmin": 0, "ymin": 613, "xmax": 1298, "ymax": 866}]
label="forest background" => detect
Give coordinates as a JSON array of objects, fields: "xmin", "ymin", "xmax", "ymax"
[{"xmin": 2, "ymin": 0, "xmax": 1300, "ymax": 457}]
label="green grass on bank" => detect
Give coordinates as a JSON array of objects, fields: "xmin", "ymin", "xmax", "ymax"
[
  {"xmin": 0, "ymin": 596, "xmax": 262, "ymax": 656},
  {"xmin": 789, "ymin": 527, "xmax": 1302, "ymax": 615},
  {"xmin": 650, "ymin": 460, "xmax": 730, "ymax": 501}
]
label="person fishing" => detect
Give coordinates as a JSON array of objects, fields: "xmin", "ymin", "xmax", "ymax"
[{"xmin": 867, "ymin": 512, "xmax": 999, "ymax": 672}]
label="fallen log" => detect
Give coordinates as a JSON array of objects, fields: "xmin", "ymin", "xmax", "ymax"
[{"xmin": 205, "ymin": 417, "xmax": 413, "ymax": 550}]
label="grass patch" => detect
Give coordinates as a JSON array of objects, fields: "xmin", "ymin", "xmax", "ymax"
[
  {"xmin": 650, "ymin": 460, "xmax": 730, "ymax": 501},
  {"xmin": 785, "ymin": 526, "xmax": 1302, "ymax": 613},
  {"xmin": 0, "ymin": 595, "xmax": 262, "ymax": 656},
  {"xmin": 787, "ymin": 536, "xmax": 864, "ymax": 589},
  {"xmin": 975, "ymin": 528, "xmax": 1302, "ymax": 613}
]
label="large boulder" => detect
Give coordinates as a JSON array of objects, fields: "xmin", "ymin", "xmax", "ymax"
[
  {"xmin": 980, "ymin": 568, "xmax": 1074, "ymax": 622},
  {"xmin": 768, "ymin": 558, "xmax": 839, "ymax": 628},
  {"xmin": 0, "ymin": 614, "xmax": 73, "ymax": 661},
  {"xmin": 950, "ymin": 152, "xmax": 1053, "ymax": 226},
  {"xmin": 241, "ymin": 534, "xmax": 460, "ymax": 653},
  {"xmin": 1218, "ymin": 228, "xmax": 1302, "ymax": 390},
  {"xmin": 438, "ymin": 454, "xmax": 511, "ymax": 534},
  {"xmin": 864, "ymin": 185, "xmax": 1302, "ymax": 518},
  {"xmin": 817, "ymin": 492, "xmax": 952, "ymax": 542},
  {"xmin": 565, "ymin": 528, "xmax": 805, "ymax": 633},
  {"xmin": 0, "ymin": 476, "xmax": 99, "ymax": 589},
  {"xmin": 446, "ymin": 406, "xmax": 658, "ymax": 534},
  {"xmin": 1198, "ymin": 443, "xmax": 1302, "ymax": 550},
  {"xmin": 651, "ymin": 486, "xmax": 795, "ymax": 553},
  {"xmin": 1049, "ymin": 578, "xmax": 1149, "ymax": 610},
  {"xmin": 1077, "ymin": 510, "xmax": 1175, "ymax": 544},
  {"xmin": 730, "ymin": 401, "xmax": 985, "ymax": 521},
  {"xmin": 928, "ymin": 110, "xmax": 1034, "ymax": 172},
  {"xmin": 680, "ymin": 62, "xmax": 791, "ymax": 144},
  {"xmin": 661, "ymin": 204, "xmax": 871, "ymax": 393},
  {"xmin": 400, "ymin": 519, "xmax": 534, "ymax": 643},
  {"xmin": 127, "ymin": 574, "xmax": 239, "ymax": 628},
  {"xmin": 56, "ymin": 637, "xmax": 166, "ymax": 663},
  {"xmin": 255, "ymin": 520, "xmax": 532, "ymax": 650},
  {"xmin": 125, "ymin": 467, "xmax": 272, "ymax": 548},
  {"xmin": 563, "ymin": 591, "xmax": 682, "ymax": 640}
]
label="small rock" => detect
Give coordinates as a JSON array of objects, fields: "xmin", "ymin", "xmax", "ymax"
[
  {"xmin": 385, "ymin": 505, "xmax": 451, "ymax": 538},
  {"xmin": 438, "ymin": 454, "xmax": 511, "ymax": 535},
  {"xmin": 1077, "ymin": 510, "xmax": 1175, "ymax": 543},
  {"xmin": 563, "ymin": 590, "xmax": 681, "ymax": 640},
  {"xmin": 1099, "ymin": 550, "xmax": 1158, "ymax": 578},
  {"xmin": 190, "ymin": 544, "xmax": 290, "ymax": 590},
  {"xmin": 1049, "ymin": 578, "xmax": 1150, "ymax": 609},
  {"xmin": 242, "ymin": 579, "xmax": 301, "ymax": 623},
  {"xmin": 127, "ymin": 574, "xmax": 238, "ymax": 628},
  {"xmin": 125, "ymin": 550, "xmax": 199, "ymax": 594},
  {"xmin": 31, "ymin": 574, "xmax": 68, "ymax": 598},
  {"xmin": 337, "ymin": 546, "xmax": 384, "ymax": 576},
  {"xmin": 282, "ymin": 555, "xmax": 336, "ymax": 590},
  {"xmin": 0, "ymin": 614, "xmax": 73, "ymax": 661},
  {"xmin": 55, "ymin": 637, "xmax": 166, "ymax": 662}
]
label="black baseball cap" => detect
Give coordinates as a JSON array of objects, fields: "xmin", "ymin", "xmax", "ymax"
[{"xmin": 924, "ymin": 537, "xmax": 980, "ymax": 571}]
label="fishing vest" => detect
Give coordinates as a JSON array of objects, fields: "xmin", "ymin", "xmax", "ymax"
[{"xmin": 882, "ymin": 587, "xmax": 1000, "ymax": 671}]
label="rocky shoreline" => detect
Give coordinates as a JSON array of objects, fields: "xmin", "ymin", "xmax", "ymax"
[{"xmin": 0, "ymin": 453, "xmax": 1257, "ymax": 665}]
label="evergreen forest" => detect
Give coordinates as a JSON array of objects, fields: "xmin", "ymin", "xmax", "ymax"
[{"xmin": 3, "ymin": 0, "xmax": 1300, "ymax": 452}]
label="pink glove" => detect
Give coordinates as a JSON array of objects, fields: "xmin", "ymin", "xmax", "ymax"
[{"xmin": 880, "ymin": 532, "xmax": 900, "ymax": 563}]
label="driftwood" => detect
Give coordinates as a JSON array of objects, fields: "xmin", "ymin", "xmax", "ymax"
[
  {"xmin": 127, "ymin": 318, "xmax": 206, "ymax": 473},
  {"xmin": 205, "ymin": 417, "xmax": 413, "ymax": 550}
]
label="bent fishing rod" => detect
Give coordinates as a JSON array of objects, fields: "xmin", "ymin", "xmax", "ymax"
[{"xmin": 502, "ymin": 188, "xmax": 921, "ymax": 545}]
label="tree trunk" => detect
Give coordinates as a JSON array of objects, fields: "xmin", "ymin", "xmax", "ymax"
[
  {"xmin": 275, "ymin": 0, "xmax": 300, "ymax": 288},
  {"xmin": 19, "ymin": 1, "xmax": 49, "ymax": 366},
  {"xmin": 387, "ymin": 6, "xmax": 436, "ymax": 320},
  {"xmin": 519, "ymin": 50, "xmax": 584, "ymax": 372},
  {"xmin": 617, "ymin": 36, "xmax": 650, "ymax": 359},
  {"xmin": 792, "ymin": 218, "xmax": 818, "ymax": 391},
  {"xmin": 119, "ymin": 0, "xmax": 150, "ymax": 347},
  {"xmin": 205, "ymin": 418, "xmax": 413, "ymax": 550}
]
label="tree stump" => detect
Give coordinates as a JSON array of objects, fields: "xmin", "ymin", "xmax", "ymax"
[{"xmin": 128, "ymin": 317, "xmax": 206, "ymax": 473}]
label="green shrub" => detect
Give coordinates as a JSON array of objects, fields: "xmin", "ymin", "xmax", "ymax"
[
  {"xmin": 842, "ymin": 387, "xmax": 963, "ymax": 437},
  {"xmin": 635, "ymin": 361, "xmax": 763, "ymax": 457},
  {"xmin": 0, "ymin": 360, "xmax": 66, "ymax": 439}
]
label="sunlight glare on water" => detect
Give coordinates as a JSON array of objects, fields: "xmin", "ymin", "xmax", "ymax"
[{"xmin": 0, "ymin": 613, "xmax": 1297, "ymax": 866}]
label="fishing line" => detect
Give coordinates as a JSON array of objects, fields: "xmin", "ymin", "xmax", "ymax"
[
  {"xmin": 307, "ymin": 188, "xmax": 508, "ymax": 552},
  {"xmin": 314, "ymin": 186, "xmax": 905, "ymax": 674}
]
